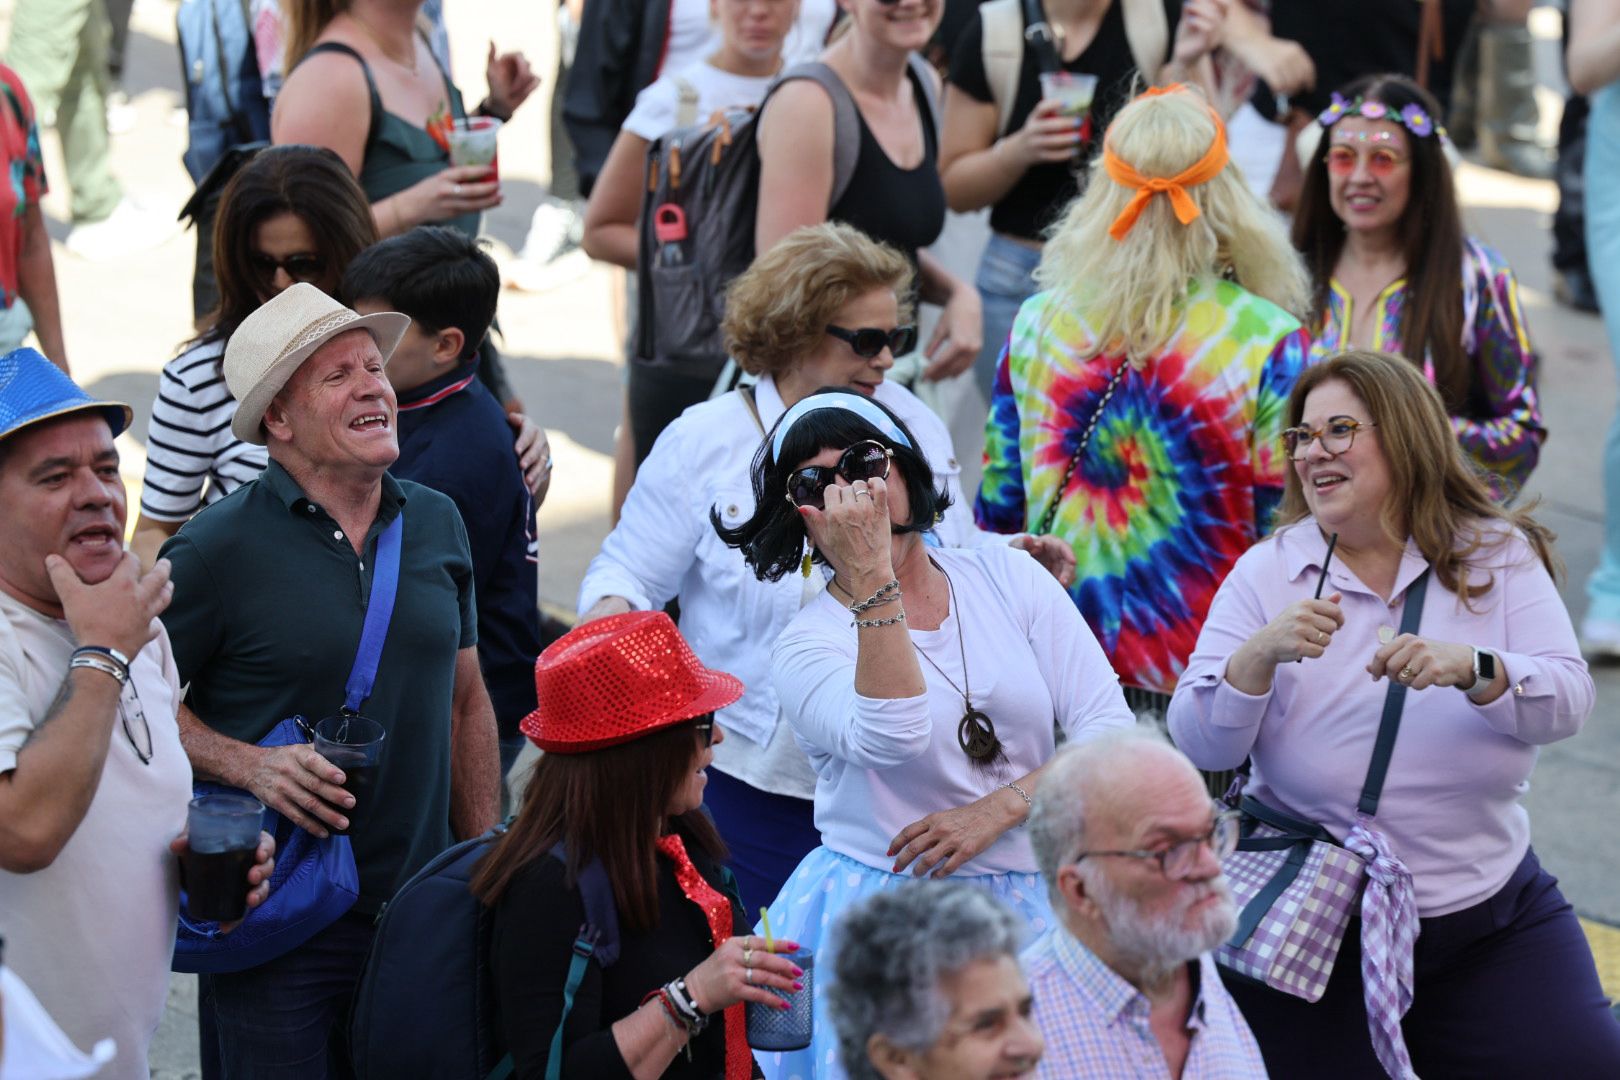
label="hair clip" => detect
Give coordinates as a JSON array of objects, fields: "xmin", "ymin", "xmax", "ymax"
[{"xmin": 1317, "ymin": 92, "xmax": 1447, "ymax": 143}]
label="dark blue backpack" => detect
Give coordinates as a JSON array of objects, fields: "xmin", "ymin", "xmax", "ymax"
[
  {"xmin": 348, "ymin": 830, "xmax": 621, "ymax": 1080},
  {"xmin": 177, "ymin": 0, "xmax": 271, "ymax": 182}
]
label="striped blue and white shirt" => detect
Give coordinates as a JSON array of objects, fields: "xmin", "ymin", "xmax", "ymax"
[{"xmin": 140, "ymin": 338, "xmax": 267, "ymax": 522}]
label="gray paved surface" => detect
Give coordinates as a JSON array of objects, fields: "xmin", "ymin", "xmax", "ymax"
[{"xmin": 0, "ymin": 2, "xmax": 1613, "ymax": 1075}]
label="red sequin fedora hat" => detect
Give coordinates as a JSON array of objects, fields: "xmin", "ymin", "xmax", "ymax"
[{"xmin": 521, "ymin": 611, "xmax": 744, "ymax": 753}]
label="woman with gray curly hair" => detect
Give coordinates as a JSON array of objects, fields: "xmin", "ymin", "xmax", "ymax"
[{"xmin": 827, "ymin": 882, "xmax": 1044, "ymax": 1080}]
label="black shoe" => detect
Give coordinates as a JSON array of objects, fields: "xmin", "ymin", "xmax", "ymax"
[{"xmin": 1554, "ymin": 267, "xmax": 1601, "ymax": 314}]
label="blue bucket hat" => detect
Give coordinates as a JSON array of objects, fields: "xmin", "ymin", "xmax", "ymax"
[{"xmin": 0, "ymin": 348, "xmax": 132, "ymax": 445}]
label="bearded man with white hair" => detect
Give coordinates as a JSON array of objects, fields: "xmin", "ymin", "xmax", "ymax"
[{"xmin": 1024, "ymin": 731, "xmax": 1268, "ymax": 1079}]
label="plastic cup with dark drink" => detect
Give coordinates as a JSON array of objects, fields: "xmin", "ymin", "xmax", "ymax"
[
  {"xmin": 312, "ymin": 714, "xmax": 386, "ymax": 836},
  {"xmin": 746, "ymin": 948, "xmax": 814, "ymax": 1051},
  {"xmin": 182, "ymin": 794, "xmax": 264, "ymax": 922}
]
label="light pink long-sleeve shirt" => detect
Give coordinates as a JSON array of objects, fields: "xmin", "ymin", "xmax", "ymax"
[{"xmin": 1167, "ymin": 517, "xmax": 1593, "ymax": 916}]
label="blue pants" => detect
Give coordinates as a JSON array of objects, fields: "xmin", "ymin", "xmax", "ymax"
[
  {"xmin": 1585, "ymin": 82, "xmax": 1620, "ymax": 623},
  {"xmin": 1223, "ymin": 848, "xmax": 1620, "ymax": 1077},
  {"xmin": 200, "ymin": 911, "xmax": 375, "ymax": 1079},
  {"xmin": 702, "ymin": 766, "xmax": 818, "ymax": 912},
  {"xmin": 971, "ymin": 232, "xmax": 1043, "ymax": 404}
]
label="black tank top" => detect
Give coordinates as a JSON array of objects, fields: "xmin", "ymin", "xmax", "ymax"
[{"xmin": 827, "ymin": 65, "xmax": 946, "ymax": 277}]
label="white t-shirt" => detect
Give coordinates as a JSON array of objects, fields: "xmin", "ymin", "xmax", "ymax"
[
  {"xmin": 623, "ymin": 60, "xmax": 776, "ymax": 140},
  {"xmin": 772, "ymin": 545, "xmax": 1136, "ymax": 876},
  {"xmin": 0, "ymin": 588, "xmax": 192, "ymax": 1079}
]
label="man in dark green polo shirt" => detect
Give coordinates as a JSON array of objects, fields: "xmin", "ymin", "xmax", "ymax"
[{"xmin": 159, "ymin": 284, "xmax": 500, "ymax": 1076}]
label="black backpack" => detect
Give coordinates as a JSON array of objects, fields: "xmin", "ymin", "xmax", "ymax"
[
  {"xmin": 632, "ymin": 57, "xmax": 939, "ymax": 385},
  {"xmin": 349, "ymin": 832, "xmax": 620, "ymax": 1080}
]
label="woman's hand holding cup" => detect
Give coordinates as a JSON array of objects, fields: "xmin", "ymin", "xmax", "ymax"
[{"xmin": 685, "ymin": 934, "xmax": 803, "ymax": 1014}]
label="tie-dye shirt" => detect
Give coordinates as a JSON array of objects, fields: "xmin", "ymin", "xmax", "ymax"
[
  {"xmin": 0, "ymin": 64, "xmax": 44, "ymax": 311},
  {"xmin": 975, "ymin": 277, "xmax": 1309, "ymax": 695},
  {"xmin": 1310, "ymin": 238, "xmax": 1543, "ymax": 492}
]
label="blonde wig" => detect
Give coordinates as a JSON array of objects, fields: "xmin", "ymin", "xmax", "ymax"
[
  {"xmin": 722, "ymin": 222, "xmax": 915, "ymax": 377},
  {"xmin": 1276, "ymin": 350, "xmax": 1558, "ymax": 603},
  {"xmin": 1034, "ymin": 86, "xmax": 1311, "ymax": 366}
]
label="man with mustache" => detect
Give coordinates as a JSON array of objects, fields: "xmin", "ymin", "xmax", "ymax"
[
  {"xmin": 0, "ymin": 349, "xmax": 271, "ymax": 1078},
  {"xmin": 158, "ymin": 284, "xmax": 501, "ymax": 1076},
  {"xmin": 1025, "ymin": 732, "xmax": 1267, "ymax": 1078}
]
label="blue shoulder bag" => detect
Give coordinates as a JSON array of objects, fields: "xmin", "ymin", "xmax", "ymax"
[{"xmin": 173, "ymin": 515, "xmax": 403, "ymax": 974}]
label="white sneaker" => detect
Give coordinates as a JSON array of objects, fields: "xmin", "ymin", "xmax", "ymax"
[
  {"xmin": 1579, "ymin": 616, "xmax": 1620, "ymax": 662},
  {"xmin": 65, "ymin": 198, "xmax": 180, "ymax": 262},
  {"xmin": 506, "ymin": 199, "xmax": 590, "ymax": 293},
  {"xmin": 105, "ymin": 89, "xmax": 136, "ymax": 136}
]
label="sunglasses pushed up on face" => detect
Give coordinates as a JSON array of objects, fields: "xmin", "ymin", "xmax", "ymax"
[{"xmin": 785, "ymin": 439, "xmax": 894, "ymax": 510}]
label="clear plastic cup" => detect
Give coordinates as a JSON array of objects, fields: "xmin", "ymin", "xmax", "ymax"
[
  {"xmin": 446, "ymin": 116, "xmax": 502, "ymax": 180},
  {"xmin": 181, "ymin": 794, "xmax": 264, "ymax": 922},
  {"xmin": 312, "ymin": 714, "xmax": 386, "ymax": 836},
  {"xmin": 746, "ymin": 948, "xmax": 814, "ymax": 1051},
  {"xmin": 1038, "ymin": 71, "xmax": 1099, "ymax": 119}
]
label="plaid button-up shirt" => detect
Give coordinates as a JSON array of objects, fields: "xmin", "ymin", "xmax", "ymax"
[{"xmin": 1024, "ymin": 931, "xmax": 1268, "ymax": 1078}]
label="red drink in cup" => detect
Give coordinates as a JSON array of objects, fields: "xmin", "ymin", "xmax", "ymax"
[{"xmin": 447, "ymin": 116, "xmax": 502, "ymax": 183}]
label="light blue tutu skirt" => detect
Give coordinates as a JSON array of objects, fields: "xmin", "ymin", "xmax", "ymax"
[{"xmin": 752, "ymin": 845, "xmax": 1054, "ymax": 1080}]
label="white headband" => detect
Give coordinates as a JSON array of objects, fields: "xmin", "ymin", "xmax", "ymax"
[{"xmin": 770, "ymin": 394, "xmax": 912, "ymax": 462}]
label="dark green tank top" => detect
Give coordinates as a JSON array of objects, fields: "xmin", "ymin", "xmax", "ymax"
[{"xmin": 299, "ymin": 40, "xmax": 480, "ymax": 239}]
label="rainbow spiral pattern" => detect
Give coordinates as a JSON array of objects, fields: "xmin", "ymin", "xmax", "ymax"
[{"xmin": 976, "ymin": 278, "xmax": 1310, "ymax": 694}]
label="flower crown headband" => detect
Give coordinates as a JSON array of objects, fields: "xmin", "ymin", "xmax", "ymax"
[{"xmin": 1317, "ymin": 93, "xmax": 1448, "ymax": 143}]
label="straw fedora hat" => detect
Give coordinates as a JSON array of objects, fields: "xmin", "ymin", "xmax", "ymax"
[
  {"xmin": 520, "ymin": 611, "xmax": 744, "ymax": 753},
  {"xmin": 224, "ymin": 282, "xmax": 410, "ymax": 445}
]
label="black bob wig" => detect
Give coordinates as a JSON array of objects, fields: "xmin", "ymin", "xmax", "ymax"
[{"xmin": 712, "ymin": 388, "xmax": 952, "ymax": 582}]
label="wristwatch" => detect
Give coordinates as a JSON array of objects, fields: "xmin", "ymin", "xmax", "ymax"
[{"xmin": 1467, "ymin": 647, "xmax": 1498, "ymax": 698}]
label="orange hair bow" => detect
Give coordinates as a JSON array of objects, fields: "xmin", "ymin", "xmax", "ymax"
[{"xmin": 1102, "ymin": 89, "xmax": 1230, "ymax": 242}]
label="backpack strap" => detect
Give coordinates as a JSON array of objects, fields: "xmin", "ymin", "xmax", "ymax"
[
  {"xmin": 1119, "ymin": 0, "xmax": 1170, "ymax": 83},
  {"xmin": 300, "ymin": 42, "xmax": 383, "ymax": 161},
  {"xmin": 540, "ymin": 842, "xmax": 622, "ymax": 1080},
  {"xmin": 979, "ymin": 0, "xmax": 1023, "ymax": 137},
  {"xmin": 673, "ymin": 75, "xmax": 699, "ymax": 128},
  {"xmin": 771, "ymin": 62, "xmax": 862, "ymax": 209},
  {"xmin": 343, "ymin": 513, "xmax": 402, "ymax": 713}
]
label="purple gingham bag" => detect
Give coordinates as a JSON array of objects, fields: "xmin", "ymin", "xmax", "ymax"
[{"xmin": 1215, "ymin": 796, "xmax": 1367, "ymax": 1002}]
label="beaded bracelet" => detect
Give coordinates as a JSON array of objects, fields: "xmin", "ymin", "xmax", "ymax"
[
  {"xmin": 1002, "ymin": 781, "xmax": 1033, "ymax": 810},
  {"xmin": 854, "ymin": 611, "xmax": 907, "ymax": 630},
  {"xmin": 848, "ymin": 579, "xmax": 900, "ymax": 615}
]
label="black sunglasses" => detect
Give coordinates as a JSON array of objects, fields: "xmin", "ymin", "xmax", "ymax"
[
  {"xmin": 695, "ymin": 720, "xmax": 715, "ymax": 747},
  {"xmin": 826, "ymin": 324, "xmax": 918, "ymax": 359},
  {"xmin": 249, "ymin": 251, "xmax": 327, "ymax": 284},
  {"xmin": 784, "ymin": 439, "xmax": 894, "ymax": 509}
]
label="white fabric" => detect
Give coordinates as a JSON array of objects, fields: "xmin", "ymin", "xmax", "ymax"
[
  {"xmin": 141, "ymin": 338, "xmax": 268, "ymax": 522},
  {"xmin": 662, "ymin": 0, "xmax": 839, "ymax": 77},
  {"xmin": 0, "ymin": 589, "xmax": 192, "ymax": 1080},
  {"xmin": 622, "ymin": 60, "xmax": 776, "ymax": 141},
  {"xmin": 0, "ymin": 965, "xmax": 117, "ymax": 1079},
  {"xmin": 772, "ymin": 545, "xmax": 1136, "ymax": 876},
  {"xmin": 578, "ymin": 376, "xmax": 1001, "ymax": 795}
]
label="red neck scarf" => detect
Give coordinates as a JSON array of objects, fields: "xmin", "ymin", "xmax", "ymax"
[{"xmin": 656, "ymin": 833, "xmax": 750, "ymax": 1079}]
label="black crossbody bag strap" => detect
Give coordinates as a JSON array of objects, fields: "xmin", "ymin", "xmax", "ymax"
[
  {"xmin": 1036, "ymin": 362, "xmax": 1127, "ymax": 536},
  {"xmin": 1022, "ymin": 0, "xmax": 1064, "ymax": 75},
  {"xmin": 1356, "ymin": 568, "xmax": 1430, "ymax": 817}
]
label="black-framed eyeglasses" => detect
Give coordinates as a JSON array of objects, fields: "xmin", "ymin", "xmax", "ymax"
[
  {"xmin": 826, "ymin": 324, "xmax": 918, "ymax": 359},
  {"xmin": 1074, "ymin": 804, "xmax": 1239, "ymax": 880},
  {"xmin": 1280, "ymin": 416, "xmax": 1377, "ymax": 461},
  {"xmin": 784, "ymin": 439, "xmax": 894, "ymax": 509},
  {"xmin": 120, "ymin": 681, "xmax": 153, "ymax": 766},
  {"xmin": 694, "ymin": 720, "xmax": 715, "ymax": 747},
  {"xmin": 249, "ymin": 251, "xmax": 327, "ymax": 284}
]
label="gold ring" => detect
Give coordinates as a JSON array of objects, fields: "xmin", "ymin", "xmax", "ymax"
[
  {"xmin": 742, "ymin": 945, "xmax": 752, "ymax": 967},
  {"xmin": 1316, "ymin": 630, "xmax": 1327, "ymax": 645},
  {"xmin": 1399, "ymin": 667, "xmax": 1414, "ymax": 681}
]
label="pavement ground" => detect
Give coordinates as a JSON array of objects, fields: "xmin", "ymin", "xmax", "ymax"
[{"xmin": 0, "ymin": 2, "xmax": 1615, "ymax": 1075}]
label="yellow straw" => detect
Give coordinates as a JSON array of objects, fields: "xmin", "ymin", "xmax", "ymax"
[{"xmin": 760, "ymin": 907, "xmax": 775, "ymax": 952}]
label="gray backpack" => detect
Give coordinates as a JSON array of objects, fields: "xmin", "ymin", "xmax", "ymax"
[{"xmin": 633, "ymin": 57, "xmax": 939, "ymax": 381}]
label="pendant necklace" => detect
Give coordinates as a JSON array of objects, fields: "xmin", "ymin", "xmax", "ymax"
[{"xmin": 913, "ymin": 560, "xmax": 1004, "ymax": 764}]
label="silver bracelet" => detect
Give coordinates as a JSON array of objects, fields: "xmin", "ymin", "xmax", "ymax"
[
  {"xmin": 1002, "ymin": 781, "xmax": 1033, "ymax": 810},
  {"xmin": 849, "ymin": 579, "xmax": 900, "ymax": 614},
  {"xmin": 854, "ymin": 611, "xmax": 907, "ymax": 629},
  {"xmin": 69, "ymin": 652, "xmax": 128, "ymax": 687}
]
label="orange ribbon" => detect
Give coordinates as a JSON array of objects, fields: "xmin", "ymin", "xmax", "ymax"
[{"xmin": 1102, "ymin": 93, "xmax": 1230, "ymax": 242}]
